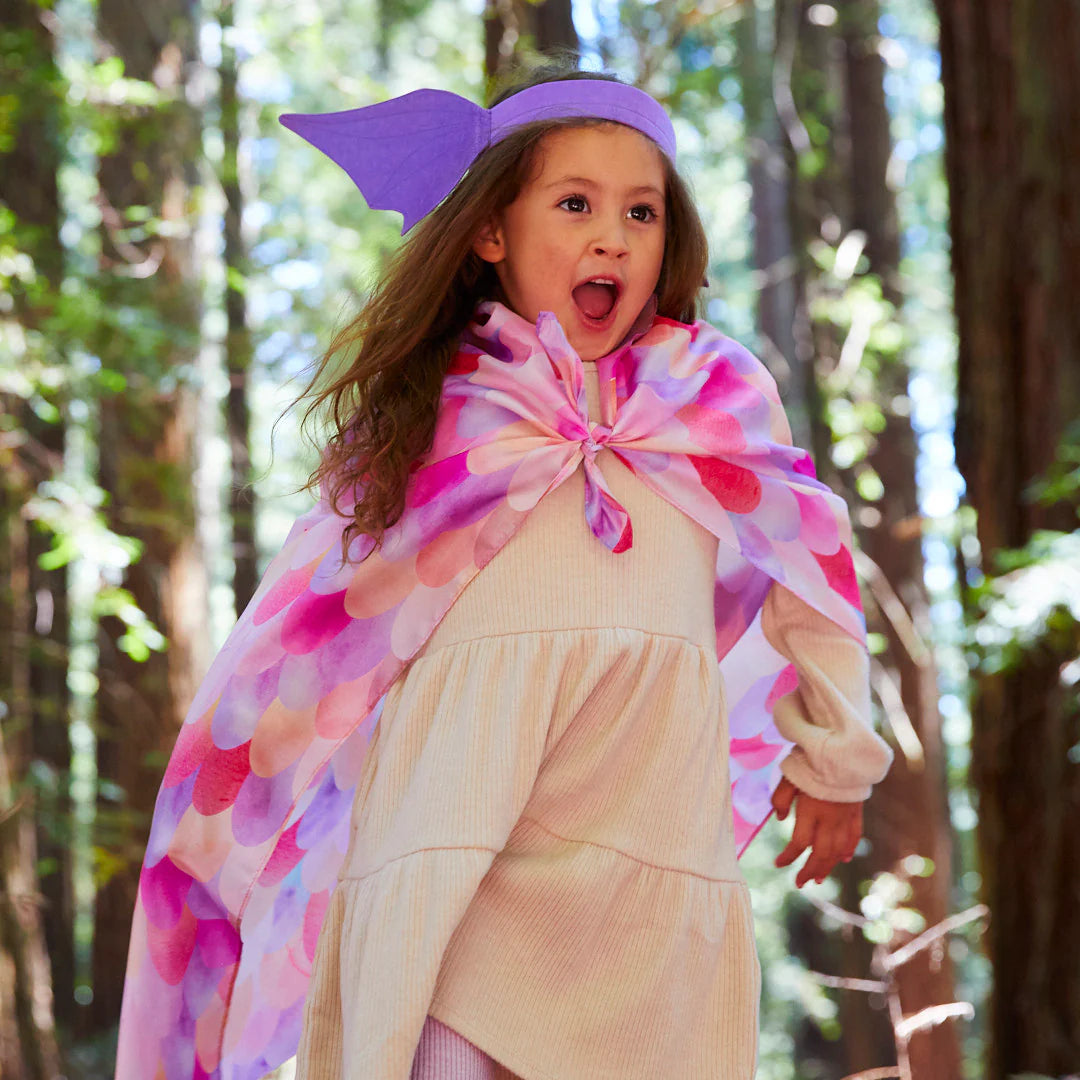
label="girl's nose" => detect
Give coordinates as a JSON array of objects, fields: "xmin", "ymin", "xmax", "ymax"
[{"xmin": 592, "ymin": 220, "xmax": 631, "ymax": 257}]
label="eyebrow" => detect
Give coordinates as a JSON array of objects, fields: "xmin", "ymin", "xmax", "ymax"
[{"xmin": 544, "ymin": 175, "xmax": 665, "ymax": 199}]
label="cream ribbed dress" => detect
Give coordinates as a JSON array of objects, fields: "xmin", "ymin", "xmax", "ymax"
[{"xmin": 295, "ymin": 364, "xmax": 893, "ymax": 1080}]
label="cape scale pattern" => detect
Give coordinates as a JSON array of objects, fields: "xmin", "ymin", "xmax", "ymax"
[{"xmin": 115, "ymin": 300, "xmax": 867, "ymax": 1080}]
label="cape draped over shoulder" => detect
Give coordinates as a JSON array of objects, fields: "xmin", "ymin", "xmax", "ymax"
[{"xmin": 114, "ymin": 300, "xmax": 867, "ymax": 1080}]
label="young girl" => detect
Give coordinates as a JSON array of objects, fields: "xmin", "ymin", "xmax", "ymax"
[{"xmin": 114, "ymin": 66, "xmax": 893, "ymax": 1080}]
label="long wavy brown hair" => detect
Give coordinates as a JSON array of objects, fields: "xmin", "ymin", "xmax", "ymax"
[{"xmin": 292, "ymin": 61, "xmax": 709, "ymax": 564}]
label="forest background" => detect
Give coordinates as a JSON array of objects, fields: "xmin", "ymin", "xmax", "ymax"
[{"xmin": 2, "ymin": 0, "xmax": 1078, "ymax": 1078}]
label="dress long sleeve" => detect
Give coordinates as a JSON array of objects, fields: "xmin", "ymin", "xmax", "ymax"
[{"xmin": 760, "ymin": 581, "xmax": 894, "ymax": 802}]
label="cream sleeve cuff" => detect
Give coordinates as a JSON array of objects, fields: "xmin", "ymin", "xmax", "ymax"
[{"xmin": 759, "ymin": 581, "xmax": 894, "ymax": 803}]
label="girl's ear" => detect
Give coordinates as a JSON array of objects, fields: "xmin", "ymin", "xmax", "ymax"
[{"xmin": 472, "ymin": 218, "xmax": 505, "ymax": 265}]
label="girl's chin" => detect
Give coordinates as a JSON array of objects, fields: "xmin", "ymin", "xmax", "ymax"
[
  {"xmin": 498, "ymin": 297, "xmax": 632, "ymax": 359},
  {"xmin": 568, "ymin": 299, "xmax": 636, "ymax": 355},
  {"xmin": 571, "ymin": 333, "xmax": 619, "ymax": 362}
]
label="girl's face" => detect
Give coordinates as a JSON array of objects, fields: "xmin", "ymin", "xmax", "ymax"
[{"xmin": 472, "ymin": 123, "xmax": 667, "ymax": 362}]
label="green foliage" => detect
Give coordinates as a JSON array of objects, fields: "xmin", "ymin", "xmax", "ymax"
[
  {"xmin": 805, "ymin": 241, "xmax": 908, "ymax": 476},
  {"xmin": 796, "ymin": 145, "xmax": 827, "ymax": 181},
  {"xmin": 91, "ymin": 840, "xmax": 128, "ymax": 889},
  {"xmin": 1, "ymin": 198, "xmax": 168, "ymax": 682},
  {"xmin": 964, "ymin": 530, "xmax": 1080, "ymax": 676},
  {"xmin": 858, "ymin": 865, "xmax": 930, "ymax": 944},
  {"xmin": 27, "ymin": 479, "xmax": 141, "ymax": 570},
  {"xmin": 62, "ymin": 54, "xmax": 170, "ymax": 159},
  {"xmin": 1024, "ymin": 418, "xmax": 1080, "ymax": 509},
  {"xmin": 93, "ymin": 586, "xmax": 167, "ymax": 661},
  {"xmin": 854, "ymin": 464, "xmax": 885, "ymax": 502},
  {"xmin": 963, "ymin": 425, "xmax": 1080, "ymax": 677}
]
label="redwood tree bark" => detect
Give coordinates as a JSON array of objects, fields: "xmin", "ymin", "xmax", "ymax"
[
  {"xmin": 0, "ymin": 473, "xmax": 63, "ymax": 1080},
  {"xmin": 736, "ymin": 0, "xmax": 807, "ymax": 448},
  {"xmin": 840, "ymin": 5, "xmax": 960, "ymax": 1077},
  {"xmin": 218, "ymin": 0, "xmax": 258, "ymax": 615},
  {"xmin": 0, "ymin": 1, "xmax": 71, "ymax": 1070},
  {"xmin": 773, "ymin": 1, "xmax": 961, "ymax": 1074},
  {"xmin": 934, "ymin": 2, "xmax": 1080, "ymax": 1075},
  {"xmin": 89, "ymin": 0, "xmax": 209, "ymax": 1034}
]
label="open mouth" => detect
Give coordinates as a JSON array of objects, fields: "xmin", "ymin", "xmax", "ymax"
[{"xmin": 571, "ymin": 277, "xmax": 621, "ymax": 324}]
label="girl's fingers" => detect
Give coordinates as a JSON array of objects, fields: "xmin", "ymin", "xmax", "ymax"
[
  {"xmin": 773, "ymin": 830, "xmax": 800, "ymax": 866},
  {"xmin": 775, "ymin": 837, "xmax": 803, "ymax": 868},
  {"xmin": 797, "ymin": 846, "xmax": 842, "ymax": 887},
  {"xmin": 775, "ymin": 793, "xmax": 867, "ymax": 883},
  {"xmin": 797, "ymin": 839, "xmax": 835, "ymax": 884},
  {"xmin": 771, "ymin": 777, "xmax": 796, "ymax": 820},
  {"xmin": 845, "ymin": 817, "xmax": 862, "ymax": 861},
  {"xmin": 796, "ymin": 816, "xmax": 853, "ymax": 884},
  {"xmin": 775, "ymin": 803, "xmax": 816, "ymax": 868},
  {"xmin": 837, "ymin": 804, "xmax": 863, "ymax": 862},
  {"xmin": 799, "ymin": 851, "xmax": 829, "ymax": 885}
]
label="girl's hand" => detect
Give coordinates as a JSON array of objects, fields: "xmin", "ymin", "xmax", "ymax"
[{"xmin": 771, "ymin": 776, "xmax": 863, "ymax": 888}]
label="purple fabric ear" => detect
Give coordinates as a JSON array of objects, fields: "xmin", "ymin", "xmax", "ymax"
[
  {"xmin": 279, "ymin": 89, "xmax": 491, "ymax": 233},
  {"xmin": 279, "ymin": 80, "xmax": 678, "ymax": 235}
]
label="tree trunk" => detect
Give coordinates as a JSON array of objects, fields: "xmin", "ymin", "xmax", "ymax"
[
  {"xmin": 775, "ymin": 1, "xmax": 961, "ymax": 1074},
  {"xmin": 89, "ymin": 0, "xmax": 208, "ymax": 1035},
  {"xmin": 745, "ymin": 5, "xmax": 857, "ymax": 1071},
  {"xmin": 218, "ymin": 0, "xmax": 258, "ymax": 616},
  {"xmin": 774, "ymin": 3, "xmax": 894, "ymax": 1071},
  {"xmin": 484, "ymin": 0, "xmax": 579, "ymax": 85},
  {"xmin": 0, "ymin": 0, "xmax": 71, "ymax": 1068},
  {"xmin": 0, "ymin": 456, "xmax": 64, "ymax": 1080},
  {"xmin": 23, "ymin": 392, "xmax": 76, "ymax": 1040},
  {"xmin": 839, "ymin": 5, "xmax": 961, "ymax": 1077},
  {"xmin": 736, "ymin": 0, "xmax": 808, "ymax": 448},
  {"xmin": 0, "ymin": 650, "xmax": 64, "ymax": 1080},
  {"xmin": 934, "ymin": 1, "xmax": 1080, "ymax": 1075}
]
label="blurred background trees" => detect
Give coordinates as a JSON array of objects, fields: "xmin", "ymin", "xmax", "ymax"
[
  {"xmin": 933, "ymin": 3, "xmax": 1080, "ymax": 1077},
  {"xmin": 1, "ymin": 0, "xmax": 1077, "ymax": 1077}
]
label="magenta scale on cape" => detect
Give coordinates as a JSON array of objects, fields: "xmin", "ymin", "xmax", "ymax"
[{"xmin": 115, "ymin": 300, "xmax": 866, "ymax": 1079}]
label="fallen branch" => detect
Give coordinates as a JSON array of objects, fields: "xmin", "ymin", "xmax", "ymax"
[
  {"xmin": 882, "ymin": 904, "xmax": 989, "ymax": 972},
  {"xmin": 895, "ymin": 1002, "xmax": 975, "ymax": 1039}
]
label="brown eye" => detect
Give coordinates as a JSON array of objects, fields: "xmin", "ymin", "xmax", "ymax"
[
  {"xmin": 630, "ymin": 204, "xmax": 658, "ymax": 223},
  {"xmin": 558, "ymin": 195, "xmax": 589, "ymax": 213}
]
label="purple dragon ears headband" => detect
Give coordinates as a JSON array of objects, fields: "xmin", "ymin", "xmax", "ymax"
[{"xmin": 278, "ymin": 80, "xmax": 678, "ymax": 235}]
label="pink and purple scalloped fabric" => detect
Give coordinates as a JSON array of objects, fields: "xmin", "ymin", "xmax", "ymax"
[{"xmin": 115, "ymin": 300, "xmax": 866, "ymax": 1080}]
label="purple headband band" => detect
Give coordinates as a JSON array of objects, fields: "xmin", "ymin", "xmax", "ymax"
[{"xmin": 279, "ymin": 80, "xmax": 677, "ymax": 235}]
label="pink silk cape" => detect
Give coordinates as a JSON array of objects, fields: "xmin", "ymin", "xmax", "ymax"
[{"xmin": 115, "ymin": 300, "xmax": 867, "ymax": 1079}]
